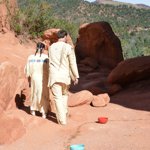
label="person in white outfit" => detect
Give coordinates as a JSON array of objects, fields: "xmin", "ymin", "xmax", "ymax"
[
  {"xmin": 48, "ymin": 30, "xmax": 79, "ymax": 125},
  {"xmin": 25, "ymin": 42, "xmax": 50, "ymax": 118}
]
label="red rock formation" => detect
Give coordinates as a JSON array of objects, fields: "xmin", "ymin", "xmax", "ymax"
[
  {"xmin": 107, "ymin": 56, "xmax": 150, "ymax": 86},
  {"xmin": 68, "ymin": 90, "xmax": 110, "ymax": 107},
  {"xmin": 0, "ymin": 34, "xmax": 35, "ymax": 109},
  {"xmin": 0, "ymin": 113, "xmax": 25, "ymax": 144},
  {"xmin": 0, "ymin": 0, "xmax": 17, "ymax": 32},
  {"xmin": 106, "ymin": 83, "xmax": 122, "ymax": 95},
  {"xmin": 91, "ymin": 93, "xmax": 110, "ymax": 107},
  {"xmin": 0, "ymin": 62, "xmax": 18, "ymax": 114},
  {"xmin": 42, "ymin": 28, "xmax": 74, "ymax": 48},
  {"xmin": 0, "ymin": 31, "xmax": 35, "ymax": 143},
  {"xmin": 42, "ymin": 28, "xmax": 60, "ymax": 45},
  {"xmin": 75, "ymin": 22, "xmax": 123, "ymax": 69},
  {"xmin": 68, "ymin": 90, "xmax": 93, "ymax": 107}
]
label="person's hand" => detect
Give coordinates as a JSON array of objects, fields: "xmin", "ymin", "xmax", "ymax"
[{"xmin": 74, "ymin": 78, "xmax": 79, "ymax": 85}]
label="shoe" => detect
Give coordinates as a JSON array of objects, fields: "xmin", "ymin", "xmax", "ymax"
[
  {"xmin": 30, "ymin": 110, "xmax": 35, "ymax": 116},
  {"xmin": 60, "ymin": 121, "xmax": 67, "ymax": 125},
  {"xmin": 57, "ymin": 118, "xmax": 66, "ymax": 125},
  {"xmin": 42, "ymin": 113, "xmax": 46, "ymax": 119}
]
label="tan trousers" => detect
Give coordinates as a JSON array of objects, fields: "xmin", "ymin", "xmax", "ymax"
[{"xmin": 51, "ymin": 82, "xmax": 69, "ymax": 124}]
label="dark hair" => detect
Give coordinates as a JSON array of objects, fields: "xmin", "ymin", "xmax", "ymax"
[
  {"xmin": 35, "ymin": 42, "xmax": 45, "ymax": 56},
  {"xmin": 57, "ymin": 30, "xmax": 68, "ymax": 39}
]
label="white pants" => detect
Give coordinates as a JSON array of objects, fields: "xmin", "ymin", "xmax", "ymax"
[
  {"xmin": 30, "ymin": 75, "xmax": 49, "ymax": 114},
  {"xmin": 51, "ymin": 83, "xmax": 69, "ymax": 124}
]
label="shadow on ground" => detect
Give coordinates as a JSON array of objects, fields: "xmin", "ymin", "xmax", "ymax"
[
  {"xmin": 15, "ymin": 90, "xmax": 30, "ymax": 114},
  {"xmin": 110, "ymin": 79, "xmax": 150, "ymax": 112},
  {"xmin": 15, "ymin": 89, "xmax": 58, "ymax": 124}
]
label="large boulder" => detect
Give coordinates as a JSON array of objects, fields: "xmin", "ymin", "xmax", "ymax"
[
  {"xmin": 107, "ymin": 56, "xmax": 150, "ymax": 86},
  {"xmin": 75, "ymin": 21, "xmax": 123, "ymax": 69},
  {"xmin": 0, "ymin": 0, "xmax": 17, "ymax": 32},
  {"xmin": 91, "ymin": 93, "xmax": 110, "ymax": 107},
  {"xmin": 42, "ymin": 28, "xmax": 74, "ymax": 47},
  {"xmin": 0, "ymin": 62, "xmax": 19, "ymax": 114},
  {"xmin": 68, "ymin": 90, "xmax": 93, "ymax": 107}
]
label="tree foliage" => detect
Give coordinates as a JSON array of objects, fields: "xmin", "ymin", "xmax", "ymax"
[{"xmin": 13, "ymin": 0, "xmax": 150, "ymax": 58}]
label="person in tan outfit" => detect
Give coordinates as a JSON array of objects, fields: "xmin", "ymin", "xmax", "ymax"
[{"xmin": 48, "ymin": 30, "xmax": 79, "ymax": 125}]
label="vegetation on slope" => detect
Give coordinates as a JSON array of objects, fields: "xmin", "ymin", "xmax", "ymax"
[{"xmin": 11, "ymin": 0, "xmax": 150, "ymax": 59}]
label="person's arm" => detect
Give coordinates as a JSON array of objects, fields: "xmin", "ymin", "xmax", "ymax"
[
  {"xmin": 73, "ymin": 78, "xmax": 79, "ymax": 85},
  {"xmin": 68, "ymin": 47, "xmax": 79, "ymax": 85}
]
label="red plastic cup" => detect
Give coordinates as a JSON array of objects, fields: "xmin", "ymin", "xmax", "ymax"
[{"xmin": 98, "ymin": 117, "xmax": 108, "ymax": 124}]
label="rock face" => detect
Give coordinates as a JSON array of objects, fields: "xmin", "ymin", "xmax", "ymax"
[
  {"xmin": 68, "ymin": 91, "xmax": 110, "ymax": 107},
  {"xmin": 0, "ymin": 113, "xmax": 26, "ymax": 144},
  {"xmin": 0, "ymin": 62, "xmax": 19, "ymax": 114},
  {"xmin": 68, "ymin": 90, "xmax": 93, "ymax": 107},
  {"xmin": 107, "ymin": 56, "xmax": 150, "ymax": 86},
  {"xmin": 0, "ymin": 0, "xmax": 17, "ymax": 32},
  {"xmin": 42, "ymin": 28, "xmax": 74, "ymax": 47},
  {"xmin": 75, "ymin": 22, "xmax": 123, "ymax": 69},
  {"xmin": 0, "ymin": 30, "xmax": 35, "ymax": 144},
  {"xmin": 91, "ymin": 93, "xmax": 110, "ymax": 107}
]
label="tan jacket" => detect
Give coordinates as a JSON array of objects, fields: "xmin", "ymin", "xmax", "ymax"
[{"xmin": 48, "ymin": 41, "xmax": 79, "ymax": 87}]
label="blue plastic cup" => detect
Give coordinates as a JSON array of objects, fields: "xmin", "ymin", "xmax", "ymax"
[{"xmin": 70, "ymin": 144, "xmax": 85, "ymax": 150}]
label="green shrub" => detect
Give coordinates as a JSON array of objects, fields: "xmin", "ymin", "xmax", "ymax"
[{"xmin": 14, "ymin": 0, "xmax": 150, "ymax": 58}]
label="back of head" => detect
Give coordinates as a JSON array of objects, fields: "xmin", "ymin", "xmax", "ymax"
[
  {"xmin": 57, "ymin": 30, "xmax": 68, "ymax": 39},
  {"xmin": 37, "ymin": 42, "xmax": 45, "ymax": 50},
  {"xmin": 35, "ymin": 42, "xmax": 45, "ymax": 56}
]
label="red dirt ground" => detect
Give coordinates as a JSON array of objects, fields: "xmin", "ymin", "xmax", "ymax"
[{"xmin": 0, "ymin": 80, "xmax": 150, "ymax": 150}]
